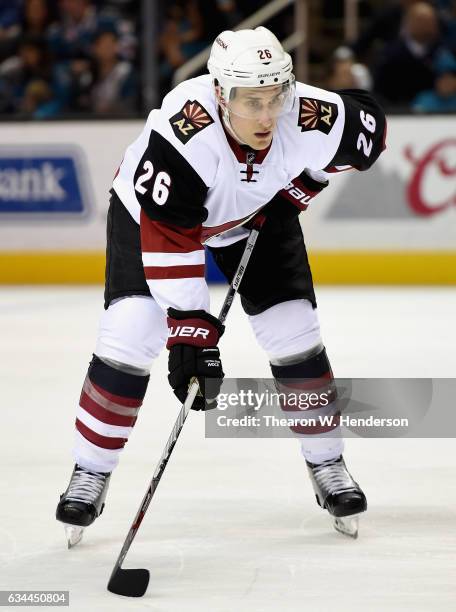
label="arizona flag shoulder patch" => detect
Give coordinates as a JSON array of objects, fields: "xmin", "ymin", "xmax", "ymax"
[
  {"xmin": 169, "ymin": 100, "xmax": 214, "ymax": 144},
  {"xmin": 298, "ymin": 97, "xmax": 338, "ymax": 135}
]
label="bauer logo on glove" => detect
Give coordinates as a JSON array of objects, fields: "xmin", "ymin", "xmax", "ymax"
[
  {"xmin": 167, "ymin": 308, "xmax": 225, "ymax": 410},
  {"xmin": 168, "ymin": 325, "xmax": 211, "ymax": 341}
]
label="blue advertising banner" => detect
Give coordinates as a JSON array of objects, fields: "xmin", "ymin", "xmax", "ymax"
[{"xmin": 0, "ymin": 148, "xmax": 91, "ymax": 216}]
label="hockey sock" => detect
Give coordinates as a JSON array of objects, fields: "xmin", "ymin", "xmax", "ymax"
[
  {"xmin": 270, "ymin": 347, "xmax": 344, "ymax": 463},
  {"xmin": 73, "ymin": 355, "xmax": 150, "ymax": 473}
]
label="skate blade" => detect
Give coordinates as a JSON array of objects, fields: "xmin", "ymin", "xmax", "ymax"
[
  {"xmin": 64, "ymin": 524, "xmax": 84, "ymax": 548},
  {"xmin": 333, "ymin": 515, "xmax": 359, "ymax": 539}
]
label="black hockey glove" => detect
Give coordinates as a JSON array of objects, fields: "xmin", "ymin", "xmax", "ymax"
[
  {"xmin": 166, "ymin": 308, "xmax": 225, "ymax": 410},
  {"xmin": 263, "ymin": 168, "xmax": 329, "ymax": 229}
]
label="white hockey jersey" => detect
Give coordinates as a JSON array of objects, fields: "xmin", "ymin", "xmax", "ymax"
[{"xmin": 112, "ymin": 74, "xmax": 386, "ymax": 312}]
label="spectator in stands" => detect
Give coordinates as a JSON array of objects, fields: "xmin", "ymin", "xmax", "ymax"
[
  {"xmin": 0, "ymin": 35, "xmax": 61, "ymax": 117},
  {"xmin": 351, "ymin": 0, "xmax": 423, "ymax": 64},
  {"xmin": 89, "ymin": 29, "xmax": 137, "ymax": 115},
  {"xmin": 47, "ymin": 0, "xmax": 118, "ymax": 60},
  {"xmin": 21, "ymin": 0, "xmax": 57, "ymax": 38},
  {"xmin": 98, "ymin": 0, "xmax": 136, "ymax": 20},
  {"xmin": 20, "ymin": 77, "xmax": 60, "ymax": 118},
  {"xmin": 95, "ymin": 0, "xmax": 137, "ymax": 61},
  {"xmin": 61, "ymin": 53, "xmax": 94, "ymax": 113},
  {"xmin": 62, "ymin": 29, "xmax": 136, "ymax": 115},
  {"xmin": 326, "ymin": 46, "xmax": 372, "ymax": 91},
  {"xmin": 438, "ymin": 0, "xmax": 456, "ymax": 53},
  {"xmin": 0, "ymin": 0, "xmax": 22, "ymax": 60},
  {"xmin": 373, "ymin": 2, "xmax": 451, "ymax": 108},
  {"xmin": 159, "ymin": 0, "xmax": 205, "ymax": 72},
  {"xmin": 412, "ymin": 49, "xmax": 456, "ymax": 111},
  {"xmin": 158, "ymin": 0, "xmax": 207, "ymax": 92}
]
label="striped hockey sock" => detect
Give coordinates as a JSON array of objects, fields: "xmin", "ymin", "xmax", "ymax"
[{"xmin": 74, "ymin": 355, "xmax": 150, "ymax": 473}]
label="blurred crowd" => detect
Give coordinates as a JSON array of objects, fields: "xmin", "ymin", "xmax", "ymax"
[
  {"xmin": 324, "ymin": 0, "xmax": 456, "ymax": 113},
  {"xmin": 0, "ymin": 0, "xmax": 139, "ymax": 117},
  {"xmin": 0, "ymin": 0, "xmax": 264, "ymax": 118},
  {"xmin": 0, "ymin": 0, "xmax": 455, "ymax": 119}
]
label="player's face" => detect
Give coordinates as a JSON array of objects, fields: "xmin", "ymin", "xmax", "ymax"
[{"xmin": 228, "ymin": 85, "xmax": 282, "ymax": 150}]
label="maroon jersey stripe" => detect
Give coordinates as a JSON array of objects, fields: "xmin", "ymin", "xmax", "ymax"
[
  {"xmin": 140, "ymin": 211, "xmax": 203, "ymax": 253},
  {"xmin": 144, "ymin": 264, "xmax": 205, "ymax": 279}
]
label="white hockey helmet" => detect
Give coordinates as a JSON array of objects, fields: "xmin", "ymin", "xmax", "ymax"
[{"xmin": 207, "ymin": 26, "xmax": 295, "ymax": 119}]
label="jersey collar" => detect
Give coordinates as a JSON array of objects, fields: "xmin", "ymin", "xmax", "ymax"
[{"xmin": 218, "ymin": 109, "xmax": 272, "ymax": 165}]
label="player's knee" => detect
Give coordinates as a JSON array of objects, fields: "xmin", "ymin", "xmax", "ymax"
[
  {"xmin": 248, "ymin": 298, "xmax": 322, "ymax": 360},
  {"xmin": 95, "ymin": 295, "xmax": 168, "ymax": 369}
]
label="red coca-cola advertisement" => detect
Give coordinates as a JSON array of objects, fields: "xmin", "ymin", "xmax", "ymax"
[
  {"xmin": 322, "ymin": 119, "xmax": 456, "ymax": 229},
  {"xmin": 405, "ymin": 139, "xmax": 456, "ymax": 217}
]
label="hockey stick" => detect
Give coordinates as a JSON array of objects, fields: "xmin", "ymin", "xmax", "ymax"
[{"xmin": 107, "ymin": 214, "xmax": 265, "ymax": 597}]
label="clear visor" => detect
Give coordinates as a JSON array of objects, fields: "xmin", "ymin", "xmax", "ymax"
[{"xmin": 226, "ymin": 75, "xmax": 296, "ymax": 120}]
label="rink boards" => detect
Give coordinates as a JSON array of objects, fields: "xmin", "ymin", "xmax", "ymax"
[{"xmin": 0, "ymin": 116, "xmax": 454, "ymax": 284}]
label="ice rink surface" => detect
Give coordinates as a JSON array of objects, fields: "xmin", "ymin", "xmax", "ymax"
[{"xmin": 1, "ymin": 285, "xmax": 455, "ymax": 612}]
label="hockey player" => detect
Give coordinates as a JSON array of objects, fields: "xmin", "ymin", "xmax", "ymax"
[{"xmin": 56, "ymin": 27, "xmax": 386, "ymax": 546}]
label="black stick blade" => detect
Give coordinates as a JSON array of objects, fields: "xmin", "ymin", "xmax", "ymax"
[{"xmin": 107, "ymin": 568, "xmax": 150, "ymax": 597}]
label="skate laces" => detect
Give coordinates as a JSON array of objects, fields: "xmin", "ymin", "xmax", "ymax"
[
  {"xmin": 312, "ymin": 458, "xmax": 357, "ymax": 496},
  {"xmin": 66, "ymin": 466, "xmax": 107, "ymax": 504}
]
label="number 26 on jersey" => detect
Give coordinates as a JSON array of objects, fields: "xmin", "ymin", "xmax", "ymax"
[
  {"xmin": 135, "ymin": 161, "xmax": 171, "ymax": 205},
  {"xmin": 357, "ymin": 111, "xmax": 376, "ymax": 157}
]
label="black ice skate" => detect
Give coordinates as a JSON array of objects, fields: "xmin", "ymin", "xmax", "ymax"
[
  {"xmin": 306, "ymin": 455, "xmax": 367, "ymax": 538},
  {"xmin": 56, "ymin": 464, "xmax": 111, "ymax": 548}
]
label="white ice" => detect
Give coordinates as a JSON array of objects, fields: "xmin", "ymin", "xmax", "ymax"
[{"xmin": 1, "ymin": 286, "xmax": 455, "ymax": 612}]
